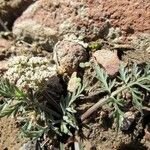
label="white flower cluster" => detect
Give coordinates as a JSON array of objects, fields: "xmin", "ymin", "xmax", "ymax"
[
  {"xmin": 4, "ymin": 56, "xmax": 57, "ymax": 90},
  {"xmin": 67, "ymin": 72, "xmax": 81, "ymax": 92}
]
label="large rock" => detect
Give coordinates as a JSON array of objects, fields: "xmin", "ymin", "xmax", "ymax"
[
  {"xmin": 0, "ymin": 0, "xmax": 35, "ymax": 30},
  {"xmin": 13, "ymin": 0, "xmax": 150, "ymax": 46},
  {"xmin": 53, "ymin": 40, "xmax": 88, "ymax": 75},
  {"xmin": 12, "ymin": 0, "xmax": 107, "ymax": 49},
  {"xmin": 88, "ymin": 0, "xmax": 150, "ymax": 34}
]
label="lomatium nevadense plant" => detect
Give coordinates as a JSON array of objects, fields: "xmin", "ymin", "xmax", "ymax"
[
  {"xmin": 92, "ymin": 63, "xmax": 150, "ymax": 129},
  {"xmin": 0, "ymin": 55, "xmax": 150, "ymax": 141},
  {"xmin": 0, "ymin": 56, "xmax": 86, "ymax": 140}
]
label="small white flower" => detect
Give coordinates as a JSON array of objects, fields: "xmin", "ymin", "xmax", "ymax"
[
  {"xmin": 4, "ymin": 56, "xmax": 57, "ymax": 90},
  {"xmin": 67, "ymin": 72, "xmax": 81, "ymax": 92}
]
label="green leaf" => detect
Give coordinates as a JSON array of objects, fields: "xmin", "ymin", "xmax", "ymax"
[
  {"xmin": 95, "ymin": 63, "xmax": 110, "ymax": 93},
  {"xmin": 108, "ymin": 79, "xmax": 116, "ymax": 91},
  {"xmin": 131, "ymin": 63, "xmax": 142, "ymax": 79},
  {"xmin": 0, "ymin": 78, "xmax": 26, "ymax": 99},
  {"xmin": 118, "ymin": 64, "xmax": 128, "ymax": 83},
  {"xmin": 113, "ymin": 104, "xmax": 124, "ymax": 130},
  {"xmin": 136, "ymin": 83, "xmax": 150, "ymax": 92},
  {"xmin": 21, "ymin": 122, "xmax": 49, "ymax": 140},
  {"xmin": 60, "ymin": 142, "xmax": 65, "ymax": 150},
  {"xmin": 60, "ymin": 122, "xmax": 71, "ymax": 135},
  {"xmin": 88, "ymin": 42, "xmax": 102, "ymax": 50},
  {"xmin": 131, "ymin": 91, "xmax": 143, "ymax": 113},
  {"xmin": 0, "ymin": 106, "xmax": 15, "ymax": 118}
]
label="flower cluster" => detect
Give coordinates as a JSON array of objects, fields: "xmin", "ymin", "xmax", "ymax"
[
  {"xmin": 67, "ymin": 72, "xmax": 81, "ymax": 92},
  {"xmin": 4, "ymin": 56, "xmax": 57, "ymax": 90}
]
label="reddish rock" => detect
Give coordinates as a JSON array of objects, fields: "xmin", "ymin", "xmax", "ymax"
[
  {"xmin": 53, "ymin": 40, "xmax": 88, "ymax": 75},
  {"xmin": 93, "ymin": 49, "xmax": 120, "ymax": 76},
  {"xmin": 13, "ymin": 0, "xmax": 150, "ymax": 44},
  {"xmin": 12, "ymin": 0, "xmax": 107, "ymax": 45},
  {"xmin": 88, "ymin": 0, "xmax": 150, "ymax": 35},
  {"xmin": 0, "ymin": 0, "xmax": 35, "ymax": 30}
]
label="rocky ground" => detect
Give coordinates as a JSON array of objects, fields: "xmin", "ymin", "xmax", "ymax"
[{"xmin": 0, "ymin": 0, "xmax": 150, "ymax": 150}]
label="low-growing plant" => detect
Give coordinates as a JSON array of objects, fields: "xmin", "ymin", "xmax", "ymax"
[
  {"xmin": 88, "ymin": 42, "xmax": 102, "ymax": 50},
  {"xmin": 81, "ymin": 62, "xmax": 150, "ymax": 129},
  {"xmin": 0, "ymin": 58, "xmax": 150, "ymax": 149},
  {"xmin": 0, "ymin": 76, "xmax": 86, "ymax": 141}
]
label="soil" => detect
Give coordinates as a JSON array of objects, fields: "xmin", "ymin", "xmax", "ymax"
[
  {"xmin": 0, "ymin": 33, "xmax": 150, "ymax": 150},
  {"xmin": 0, "ymin": 1, "xmax": 150, "ymax": 150},
  {"xmin": 80, "ymin": 112, "xmax": 149, "ymax": 150},
  {"xmin": 0, "ymin": 117, "xmax": 25, "ymax": 150}
]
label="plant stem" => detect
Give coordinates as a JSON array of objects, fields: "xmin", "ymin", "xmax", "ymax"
[{"xmin": 80, "ymin": 97, "xmax": 107, "ymax": 122}]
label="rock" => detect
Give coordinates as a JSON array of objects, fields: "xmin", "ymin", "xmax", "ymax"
[
  {"xmin": 0, "ymin": 38, "xmax": 52, "ymax": 61},
  {"xmin": 0, "ymin": 0, "xmax": 35, "ymax": 30},
  {"xmin": 13, "ymin": 0, "xmax": 150, "ymax": 46},
  {"xmin": 0, "ymin": 38, "xmax": 12, "ymax": 60},
  {"xmin": 93, "ymin": 49, "xmax": 120, "ymax": 76},
  {"xmin": 120, "ymin": 111, "xmax": 135, "ymax": 131},
  {"xmin": 0, "ymin": 60, "xmax": 8, "ymax": 75},
  {"xmin": 53, "ymin": 40, "xmax": 88, "ymax": 75},
  {"xmin": 88, "ymin": 0, "xmax": 150, "ymax": 34},
  {"xmin": 9, "ymin": 40, "xmax": 53, "ymax": 58},
  {"xmin": 144, "ymin": 124, "xmax": 150, "ymax": 148},
  {"xmin": 0, "ymin": 38, "xmax": 11, "ymax": 50},
  {"xmin": 19, "ymin": 140, "xmax": 37, "ymax": 150},
  {"xmin": 12, "ymin": 0, "xmax": 108, "ymax": 47}
]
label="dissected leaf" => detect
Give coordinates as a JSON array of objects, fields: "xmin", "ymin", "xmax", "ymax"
[{"xmin": 92, "ymin": 62, "xmax": 150, "ymax": 131}]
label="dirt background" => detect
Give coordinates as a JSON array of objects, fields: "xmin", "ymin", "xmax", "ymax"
[{"xmin": 0, "ymin": 0, "xmax": 150, "ymax": 150}]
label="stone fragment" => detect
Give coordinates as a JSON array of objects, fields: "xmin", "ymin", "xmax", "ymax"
[
  {"xmin": 19, "ymin": 140, "xmax": 37, "ymax": 150},
  {"xmin": 53, "ymin": 40, "xmax": 88, "ymax": 75},
  {"xmin": 0, "ymin": 0, "xmax": 35, "ymax": 30},
  {"xmin": 121, "ymin": 111, "xmax": 135, "ymax": 131},
  {"xmin": 0, "ymin": 38, "xmax": 11, "ymax": 50},
  {"xmin": 0, "ymin": 38, "xmax": 12, "ymax": 60},
  {"xmin": 144, "ymin": 124, "xmax": 150, "ymax": 148},
  {"xmin": 88, "ymin": 0, "xmax": 150, "ymax": 34},
  {"xmin": 93, "ymin": 49, "xmax": 120, "ymax": 76},
  {"xmin": 0, "ymin": 60, "xmax": 8, "ymax": 75}
]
